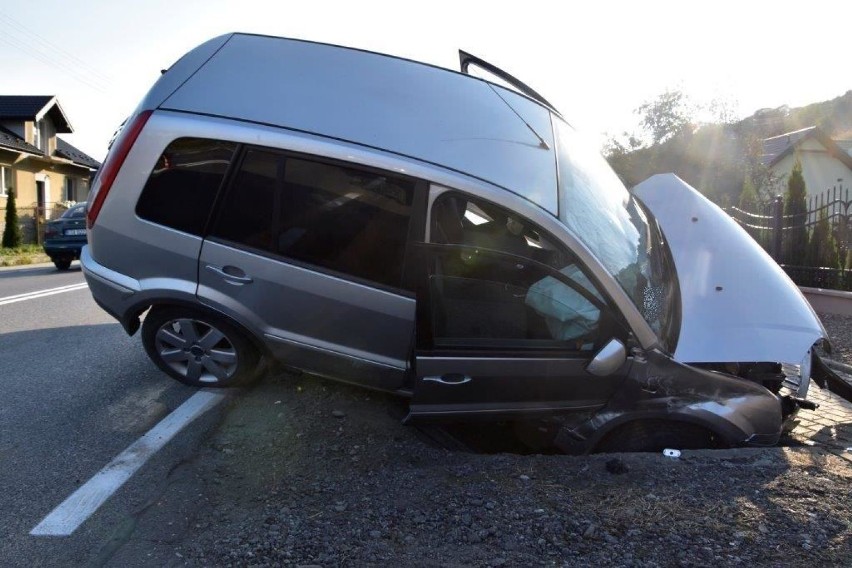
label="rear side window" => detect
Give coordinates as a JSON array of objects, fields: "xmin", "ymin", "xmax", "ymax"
[
  {"xmin": 211, "ymin": 149, "xmax": 416, "ymax": 288},
  {"xmin": 136, "ymin": 138, "xmax": 237, "ymax": 235}
]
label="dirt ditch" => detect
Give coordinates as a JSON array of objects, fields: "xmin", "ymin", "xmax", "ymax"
[{"xmin": 104, "ymin": 371, "xmax": 852, "ymax": 567}]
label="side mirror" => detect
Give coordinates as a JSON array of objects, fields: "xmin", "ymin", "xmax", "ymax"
[{"xmin": 586, "ymin": 338, "xmax": 627, "ymax": 377}]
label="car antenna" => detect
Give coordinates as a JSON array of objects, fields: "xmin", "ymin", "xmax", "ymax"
[{"xmin": 486, "ymin": 84, "xmax": 550, "ymax": 150}]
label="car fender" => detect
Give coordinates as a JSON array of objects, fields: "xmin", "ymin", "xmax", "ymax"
[{"xmin": 555, "ymin": 350, "xmax": 783, "ymax": 453}]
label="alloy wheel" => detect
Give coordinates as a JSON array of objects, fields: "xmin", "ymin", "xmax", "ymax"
[{"xmin": 154, "ymin": 318, "xmax": 238, "ymax": 384}]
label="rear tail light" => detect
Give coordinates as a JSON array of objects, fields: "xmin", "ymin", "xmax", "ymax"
[
  {"xmin": 44, "ymin": 225, "xmax": 58, "ymax": 238},
  {"xmin": 86, "ymin": 110, "xmax": 153, "ymax": 228}
]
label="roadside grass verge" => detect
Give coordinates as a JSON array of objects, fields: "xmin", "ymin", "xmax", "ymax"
[{"xmin": 0, "ymin": 244, "xmax": 50, "ymax": 267}]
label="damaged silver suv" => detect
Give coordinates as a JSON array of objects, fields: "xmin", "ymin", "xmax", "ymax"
[{"xmin": 82, "ymin": 33, "xmax": 843, "ymax": 453}]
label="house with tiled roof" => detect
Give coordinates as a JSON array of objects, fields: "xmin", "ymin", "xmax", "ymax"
[
  {"xmin": 0, "ymin": 96, "xmax": 100, "ymax": 229},
  {"xmin": 762, "ymin": 126, "xmax": 852, "ymax": 196}
]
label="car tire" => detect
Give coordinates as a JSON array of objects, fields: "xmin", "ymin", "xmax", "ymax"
[
  {"xmin": 53, "ymin": 259, "xmax": 72, "ymax": 270},
  {"xmin": 141, "ymin": 306, "xmax": 261, "ymax": 388},
  {"xmin": 593, "ymin": 420, "xmax": 718, "ymax": 453}
]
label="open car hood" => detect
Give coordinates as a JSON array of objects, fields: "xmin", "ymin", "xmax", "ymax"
[{"xmin": 632, "ymin": 174, "xmax": 827, "ymax": 364}]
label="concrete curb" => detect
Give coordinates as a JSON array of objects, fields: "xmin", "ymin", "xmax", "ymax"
[
  {"xmin": 825, "ymin": 358, "xmax": 852, "ymax": 377},
  {"xmin": 0, "ymin": 262, "xmax": 57, "ymax": 273},
  {"xmin": 802, "ymin": 287, "xmax": 852, "ymax": 317}
]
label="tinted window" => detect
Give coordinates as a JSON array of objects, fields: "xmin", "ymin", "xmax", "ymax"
[
  {"xmin": 212, "ymin": 150, "xmax": 415, "ymax": 288},
  {"xmin": 213, "ymin": 149, "xmax": 278, "ymax": 252},
  {"xmin": 136, "ymin": 138, "xmax": 236, "ymax": 235}
]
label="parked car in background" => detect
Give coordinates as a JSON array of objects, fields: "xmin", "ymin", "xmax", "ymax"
[
  {"xmin": 43, "ymin": 203, "xmax": 87, "ymax": 270},
  {"xmin": 81, "ymin": 33, "xmax": 846, "ymax": 453}
]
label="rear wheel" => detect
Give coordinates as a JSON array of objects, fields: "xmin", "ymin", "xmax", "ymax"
[
  {"xmin": 53, "ymin": 259, "xmax": 72, "ymax": 270},
  {"xmin": 594, "ymin": 420, "xmax": 720, "ymax": 453},
  {"xmin": 142, "ymin": 306, "xmax": 260, "ymax": 388}
]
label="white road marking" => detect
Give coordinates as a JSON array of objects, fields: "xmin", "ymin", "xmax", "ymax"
[
  {"xmin": 0, "ymin": 283, "xmax": 88, "ymax": 306},
  {"xmin": 30, "ymin": 390, "xmax": 226, "ymax": 537}
]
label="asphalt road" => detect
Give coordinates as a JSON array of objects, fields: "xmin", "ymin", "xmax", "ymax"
[{"xmin": 0, "ymin": 261, "xmax": 223, "ymax": 566}]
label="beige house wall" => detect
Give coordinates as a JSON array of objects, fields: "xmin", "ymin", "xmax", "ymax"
[
  {"xmin": 0, "ymin": 153, "xmax": 92, "ymax": 211},
  {"xmin": 1, "ymin": 103, "xmax": 97, "ymax": 243},
  {"xmin": 23, "ymin": 121, "xmax": 34, "ymax": 148},
  {"xmin": 771, "ymin": 139, "xmax": 852, "ymax": 197}
]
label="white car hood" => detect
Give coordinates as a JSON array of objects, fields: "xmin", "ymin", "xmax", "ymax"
[{"xmin": 632, "ymin": 173, "xmax": 826, "ymax": 364}]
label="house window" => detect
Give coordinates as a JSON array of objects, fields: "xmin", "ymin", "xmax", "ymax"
[
  {"xmin": 0, "ymin": 166, "xmax": 9, "ymax": 197},
  {"xmin": 64, "ymin": 177, "xmax": 76, "ymax": 202}
]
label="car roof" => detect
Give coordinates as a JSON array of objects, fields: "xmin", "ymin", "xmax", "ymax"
[{"xmin": 152, "ymin": 33, "xmax": 559, "ymax": 215}]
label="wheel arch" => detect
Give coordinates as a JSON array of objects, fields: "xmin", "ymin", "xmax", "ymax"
[
  {"xmin": 123, "ymin": 298, "xmax": 271, "ymax": 358},
  {"xmin": 556, "ymin": 407, "xmax": 755, "ymax": 455},
  {"xmin": 590, "ymin": 416, "xmax": 723, "ymax": 453}
]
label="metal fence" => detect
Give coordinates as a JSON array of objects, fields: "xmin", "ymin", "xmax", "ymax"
[
  {"xmin": 0, "ymin": 202, "xmax": 71, "ymax": 245},
  {"xmin": 727, "ymin": 185, "xmax": 852, "ymax": 291}
]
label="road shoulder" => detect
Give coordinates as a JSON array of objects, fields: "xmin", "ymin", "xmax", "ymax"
[{"xmin": 114, "ymin": 372, "xmax": 852, "ymax": 567}]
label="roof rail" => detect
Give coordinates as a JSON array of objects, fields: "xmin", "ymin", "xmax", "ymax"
[{"xmin": 458, "ymin": 50, "xmax": 556, "ymax": 113}]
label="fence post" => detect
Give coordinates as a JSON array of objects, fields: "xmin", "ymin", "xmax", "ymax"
[{"xmin": 771, "ymin": 195, "xmax": 783, "ymax": 262}]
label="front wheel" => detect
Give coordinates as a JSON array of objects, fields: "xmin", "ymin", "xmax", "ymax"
[{"xmin": 141, "ymin": 306, "xmax": 260, "ymax": 388}]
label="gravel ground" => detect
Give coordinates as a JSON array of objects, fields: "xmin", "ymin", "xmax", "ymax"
[
  {"xmin": 819, "ymin": 313, "xmax": 852, "ymax": 367},
  {"xmin": 148, "ymin": 373, "xmax": 852, "ymax": 567}
]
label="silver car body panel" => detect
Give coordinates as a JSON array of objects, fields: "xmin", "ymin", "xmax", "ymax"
[
  {"xmin": 197, "ymin": 239, "xmax": 416, "ymax": 390},
  {"xmin": 88, "ymin": 109, "xmax": 660, "ymax": 357},
  {"xmin": 156, "ymin": 33, "xmax": 559, "ymax": 215},
  {"xmin": 81, "ymin": 34, "xmax": 810, "ymax": 444},
  {"xmin": 633, "ymin": 173, "xmax": 827, "ymax": 364}
]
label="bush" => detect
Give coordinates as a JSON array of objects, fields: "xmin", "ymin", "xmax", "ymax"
[
  {"xmin": 2, "ymin": 188, "xmax": 22, "ymax": 248},
  {"xmin": 738, "ymin": 176, "xmax": 760, "ymax": 211},
  {"xmin": 807, "ymin": 211, "xmax": 840, "ymax": 268},
  {"xmin": 783, "ymin": 161, "xmax": 808, "ymax": 265}
]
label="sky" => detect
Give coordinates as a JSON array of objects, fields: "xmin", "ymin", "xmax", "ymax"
[{"xmin": 2, "ymin": 0, "xmax": 851, "ymax": 161}]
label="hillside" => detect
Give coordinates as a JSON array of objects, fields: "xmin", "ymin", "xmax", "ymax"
[{"xmin": 607, "ymin": 90, "xmax": 852, "ymax": 203}]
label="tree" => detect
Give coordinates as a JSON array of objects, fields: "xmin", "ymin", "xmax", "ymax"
[
  {"xmin": 602, "ymin": 131, "xmax": 644, "ymax": 159},
  {"xmin": 806, "ymin": 211, "xmax": 840, "ymax": 268},
  {"xmin": 783, "ymin": 161, "xmax": 808, "ymax": 265},
  {"xmin": 738, "ymin": 131, "xmax": 784, "ymax": 202},
  {"xmin": 2, "ymin": 188, "xmax": 22, "ymax": 249},
  {"xmin": 636, "ymin": 90, "xmax": 693, "ymax": 145},
  {"xmin": 738, "ymin": 176, "xmax": 760, "ymax": 211}
]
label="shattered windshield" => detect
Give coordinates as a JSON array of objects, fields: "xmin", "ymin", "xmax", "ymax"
[{"xmin": 553, "ymin": 118, "xmax": 679, "ymax": 351}]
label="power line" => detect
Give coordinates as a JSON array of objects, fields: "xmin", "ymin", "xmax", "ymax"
[
  {"xmin": 0, "ymin": 17, "xmax": 110, "ymax": 93},
  {"xmin": 0, "ymin": 27, "xmax": 107, "ymax": 93},
  {"xmin": 0, "ymin": 12, "xmax": 112, "ymax": 84}
]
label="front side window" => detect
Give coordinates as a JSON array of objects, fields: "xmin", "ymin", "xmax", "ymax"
[
  {"xmin": 212, "ymin": 149, "xmax": 416, "ymax": 288},
  {"xmin": 428, "ymin": 193, "xmax": 619, "ymax": 351},
  {"xmin": 136, "ymin": 138, "xmax": 237, "ymax": 235}
]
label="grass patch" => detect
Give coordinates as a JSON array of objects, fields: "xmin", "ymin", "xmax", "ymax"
[{"xmin": 0, "ymin": 244, "xmax": 51, "ymax": 267}]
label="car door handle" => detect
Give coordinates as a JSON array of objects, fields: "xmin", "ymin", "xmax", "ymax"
[
  {"xmin": 423, "ymin": 374, "xmax": 472, "ymax": 386},
  {"xmin": 205, "ymin": 264, "xmax": 253, "ymax": 285}
]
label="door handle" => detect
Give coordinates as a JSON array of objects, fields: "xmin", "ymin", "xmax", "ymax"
[
  {"xmin": 205, "ymin": 264, "xmax": 253, "ymax": 285},
  {"xmin": 423, "ymin": 373, "xmax": 472, "ymax": 386}
]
